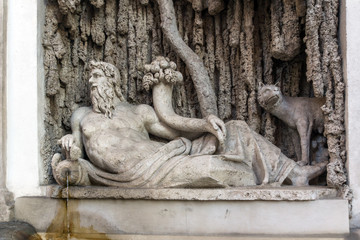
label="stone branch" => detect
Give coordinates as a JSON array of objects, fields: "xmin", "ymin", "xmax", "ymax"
[
  {"xmin": 41, "ymin": 0, "xmax": 346, "ymax": 187},
  {"xmin": 154, "ymin": 0, "xmax": 218, "ymax": 117}
]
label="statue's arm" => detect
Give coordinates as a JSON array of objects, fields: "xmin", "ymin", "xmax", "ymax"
[
  {"xmin": 138, "ymin": 104, "xmax": 183, "ymax": 140},
  {"xmin": 59, "ymin": 107, "xmax": 91, "ymax": 158},
  {"xmin": 152, "ymin": 82, "xmax": 226, "ymax": 144}
]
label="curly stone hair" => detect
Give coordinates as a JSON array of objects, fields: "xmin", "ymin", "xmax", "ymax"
[{"xmin": 89, "ymin": 60, "xmax": 126, "ymax": 102}]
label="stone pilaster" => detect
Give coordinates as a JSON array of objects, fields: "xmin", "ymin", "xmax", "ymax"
[
  {"xmin": 0, "ymin": 190, "xmax": 14, "ymax": 221},
  {"xmin": 342, "ymin": 0, "xmax": 360, "ymax": 229},
  {"xmin": 0, "ymin": 0, "xmax": 14, "ymax": 222}
]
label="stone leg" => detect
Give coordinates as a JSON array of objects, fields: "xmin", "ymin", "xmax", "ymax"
[{"xmin": 158, "ymin": 155, "xmax": 257, "ymax": 188}]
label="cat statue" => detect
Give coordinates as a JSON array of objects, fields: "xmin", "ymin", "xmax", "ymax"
[{"xmin": 257, "ymin": 82, "xmax": 326, "ymax": 166}]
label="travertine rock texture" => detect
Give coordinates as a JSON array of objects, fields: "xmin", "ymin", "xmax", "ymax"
[
  {"xmin": 52, "ymin": 59, "xmax": 326, "ymax": 188},
  {"xmin": 42, "ymin": 0, "xmax": 346, "ymax": 190}
]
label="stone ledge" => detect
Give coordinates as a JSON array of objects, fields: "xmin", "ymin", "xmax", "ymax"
[
  {"xmin": 38, "ymin": 233, "xmax": 348, "ymax": 240},
  {"xmin": 45, "ymin": 185, "xmax": 338, "ymax": 201},
  {"xmin": 15, "ymin": 197, "xmax": 349, "ymax": 235}
]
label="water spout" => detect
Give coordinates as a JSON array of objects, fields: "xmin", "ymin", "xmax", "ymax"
[{"xmin": 66, "ymin": 171, "xmax": 70, "ymax": 239}]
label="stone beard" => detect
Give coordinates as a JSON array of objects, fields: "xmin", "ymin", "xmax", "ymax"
[
  {"xmin": 90, "ymin": 80, "xmax": 115, "ymax": 118},
  {"xmin": 52, "ymin": 60, "xmax": 328, "ymax": 190}
]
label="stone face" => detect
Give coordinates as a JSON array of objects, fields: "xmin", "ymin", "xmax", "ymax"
[
  {"xmin": 51, "ymin": 60, "xmax": 328, "ymax": 188},
  {"xmin": 41, "ymin": 0, "xmax": 346, "ymax": 189},
  {"xmin": 0, "ymin": 0, "xmax": 352, "ymax": 236}
]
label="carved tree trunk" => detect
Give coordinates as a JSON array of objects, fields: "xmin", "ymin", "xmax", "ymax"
[
  {"xmin": 154, "ymin": 0, "xmax": 218, "ymax": 117},
  {"xmin": 42, "ymin": 0, "xmax": 346, "ymax": 190}
]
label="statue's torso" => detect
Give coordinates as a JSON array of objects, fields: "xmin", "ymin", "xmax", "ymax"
[{"xmin": 80, "ymin": 104, "xmax": 164, "ymax": 173}]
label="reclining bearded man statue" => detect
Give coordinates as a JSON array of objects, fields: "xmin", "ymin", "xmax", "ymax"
[{"xmin": 52, "ymin": 57, "xmax": 327, "ymax": 188}]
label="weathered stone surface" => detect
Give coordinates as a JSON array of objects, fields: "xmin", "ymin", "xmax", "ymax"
[
  {"xmin": 345, "ymin": 0, "xmax": 360, "ymax": 229},
  {"xmin": 15, "ymin": 197, "xmax": 66, "ymax": 233},
  {"xmin": 51, "ymin": 60, "xmax": 328, "ymax": 188},
  {"xmin": 0, "ymin": 189, "xmax": 14, "ymax": 222},
  {"xmin": 41, "ymin": 0, "xmax": 346, "ymax": 190},
  {"xmin": 46, "ymin": 185, "xmax": 338, "ymax": 201},
  {"xmin": 0, "ymin": 221, "xmax": 40, "ymax": 240},
  {"xmin": 271, "ymin": 0, "xmax": 301, "ymax": 61},
  {"xmin": 37, "ymin": 233, "xmax": 351, "ymax": 240},
  {"xmin": 42, "ymin": 198, "xmax": 352, "ymax": 235},
  {"xmin": 348, "ymin": 229, "xmax": 360, "ymax": 240},
  {"xmin": 14, "ymin": 196, "xmax": 349, "ymax": 236}
]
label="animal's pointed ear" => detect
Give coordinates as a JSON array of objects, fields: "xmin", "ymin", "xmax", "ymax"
[
  {"xmin": 274, "ymin": 82, "xmax": 280, "ymax": 87},
  {"xmin": 258, "ymin": 82, "xmax": 264, "ymax": 89}
]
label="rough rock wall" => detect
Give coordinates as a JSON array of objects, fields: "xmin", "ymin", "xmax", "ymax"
[{"xmin": 42, "ymin": 0, "xmax": 346, "ymax": 188}]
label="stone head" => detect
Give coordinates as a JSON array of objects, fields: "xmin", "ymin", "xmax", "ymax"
[
  {"xmin": 89, "ymin": 61, "xmax": 125, "ymax": 100},
  {"xmin": 88, "ymin": 61, "xmax": 125, "ymax": 118},
  {"xmin": 257, "ymin": 82, "xmax": 282, "ymax": 109}
]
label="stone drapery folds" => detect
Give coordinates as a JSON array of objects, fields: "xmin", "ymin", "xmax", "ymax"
[{"xmin": 44, "ymin": 0, "xmax": 346, "ymax": 190}]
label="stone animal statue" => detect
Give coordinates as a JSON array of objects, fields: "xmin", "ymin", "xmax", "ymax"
[
  {"xmin": 51, "ymin": 59, "xmax": 328, "ymax": 188},
  {"xmin": 257, "ymin": 83, "xmax": 326, "ymax": 166},
  {"xmin": 311, "ymin": 135, "xmax": 329, "ymax": 165}
]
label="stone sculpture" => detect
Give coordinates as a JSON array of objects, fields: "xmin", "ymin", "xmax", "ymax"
[
  {"xmin": 52, "ymin": 59, "xmax": 327, "ymax": 188},
  {"xmin": 257, "ymin": 83, "xmax": 326, "ymax": 166},
  {"xmin": 311, "ymin": 135, "xmax": 329, "ymax": 166},
  {"xmin": 43, "ymin": 0, "xmax": 346, "ymax": 189}
]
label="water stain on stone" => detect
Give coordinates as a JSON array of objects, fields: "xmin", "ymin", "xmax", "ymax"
[
  {"xmin": 224, "ymin": 209, "xmax": 230, "ymax": 219},
  {"xmin": 44, "ymin": 200, "xmax": 110, "ymax": 239}
]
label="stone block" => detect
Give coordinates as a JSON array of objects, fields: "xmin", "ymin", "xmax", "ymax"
[
  {"xmin": 68, "ymin": 199, "xmax": 349, "ymax": 236},
  {"xmin": 38, "ymin": 233, "xmax": 349, "ymax": 240},
  {"xmin": 14, "ymin": 196, "xmax": 349, "ymax": 237},
  {"xmin": 46, "ymin": 185, "xmax": 338, "ymax": 201},
  {"xmin": 14, "ymin": 197, "xmax": 66, "ymax": 233}
]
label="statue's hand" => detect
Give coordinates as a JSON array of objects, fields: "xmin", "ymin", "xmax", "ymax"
[
  {"xmin": 58, "ymin": 134, "xmax": 82, "ymax": 161},
  {"xmin": 205, "ymin": 115, "xmax": 227, "ymax": 146},
  {"xmin": 58, "ymin": 134, "xmax": 75, "ymax": 152}
]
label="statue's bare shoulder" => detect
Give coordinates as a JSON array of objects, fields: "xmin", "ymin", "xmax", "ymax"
[
  {"xmin": 51, "ymin": 60, "xmax": 328, "ymax": 188},
  {"xmin": 134, "ymin": 103, "xmax": 182, "ymax": 140},
  {"xmin": 135, "ymin": 104, "xmax": 159, "ymax": 124},
  {"xmin": 71, "ymin": 106, "xmax": 92, "ymax": 127}
]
